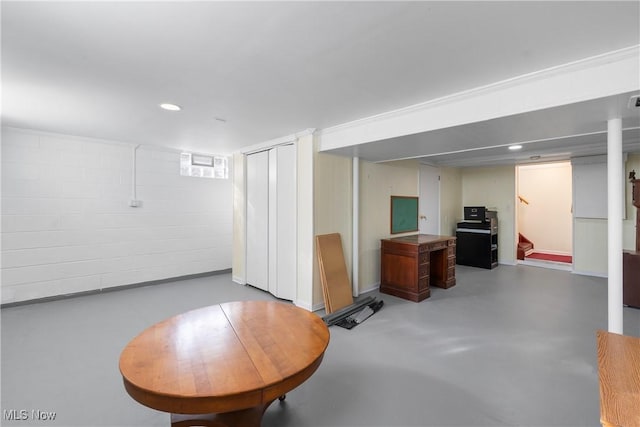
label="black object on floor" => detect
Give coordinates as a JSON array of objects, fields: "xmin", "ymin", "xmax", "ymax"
[
  {"xmin": 322, "ymin": 296, "xmax": 376, "ymax": 326},
  {"xmin": 335, "ymin": 299, "xmax": 384, "ymax": 329}
]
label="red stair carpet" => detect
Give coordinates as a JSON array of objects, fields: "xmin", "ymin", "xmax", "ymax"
[{"xmin": 526, "ymin": 252, "xmax": 572, "ymax": 264}]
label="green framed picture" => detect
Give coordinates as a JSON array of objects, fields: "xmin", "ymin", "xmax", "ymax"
[{"xmin": 390, "ymin": 196, "xmax": 419, "ymax": 234}]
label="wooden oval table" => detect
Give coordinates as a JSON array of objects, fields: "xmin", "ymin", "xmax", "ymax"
[
  {"xmin": 596, "ymin": 330, "xmax": 640, "ymax": 427},
  {"xmin": 119, "ymin": 301, "xmax": 330, "ymax": 427}
]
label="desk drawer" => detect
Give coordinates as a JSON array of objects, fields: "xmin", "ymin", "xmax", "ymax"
[
  {"xmin": 418, "ymin": 276, "xmax": 429, "ymax": 291},
  {"xmin": 427, "ymin": 241, "xmax": 447, "ymax": 252},
  {"xmin": 418, "ymin": 264, "xmax": 429, "ymax": 278},
  {"xmin": 419, "ymin": 252, "xmax": 429, "ymax": 265},
  {"xmin": 447, "ymin": 257, "xmax": 456, "ymax": 269}
]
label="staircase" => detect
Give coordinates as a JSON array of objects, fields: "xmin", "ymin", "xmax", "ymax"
[{"xmin": 517, "ymin": 234, "xmax": 534, "ymax": 260}]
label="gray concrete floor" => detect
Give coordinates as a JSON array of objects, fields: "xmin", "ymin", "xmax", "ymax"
[{"xmin": 1, "ymin": 264, "xmax": 639, "ymax": 427}]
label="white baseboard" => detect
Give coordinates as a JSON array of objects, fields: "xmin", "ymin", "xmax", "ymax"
[
  {"xmin": 520, "ymin": 259, "xmax": 571, "ymax": 271},
  {"xmin": 572, "ymin": 270, "xmax": 607, "ymax": 278},
  {"xmin": 294, "ymin": 299, "xmax": 326, "ymax": 312},
  {"xmin": 359, "ymin": 283, "xmax": 380, "ymax": 295},
  {"xmin": 295, "ymin": 284, "xmax": 381, "ymax": 313}
]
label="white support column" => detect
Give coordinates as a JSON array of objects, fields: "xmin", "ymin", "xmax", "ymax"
[
  {"xmin": 607, "ymin": 118, "xmax": 623, "ymax": 334},
  {"xmin": 352, "ymin": 156, "xmax": 360, "ymax": 297}
]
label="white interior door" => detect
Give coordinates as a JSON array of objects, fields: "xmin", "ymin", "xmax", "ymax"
[
  {"xmin": 419, "ymin": 164, "xmax": 440, "ymax": 235},
  {"xmin": 246, "ymin": 151, "xmax": 269, "ymax": 291}
]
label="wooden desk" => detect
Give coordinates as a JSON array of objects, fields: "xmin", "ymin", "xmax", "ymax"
[
  {"xmin": 623, "ymin": 251, "xmax": 640, "ymax": 308},
  {"xmin": 596, "ymin": 330, "xmax": 640, "ymax": 427},
  {"xmin": 380, "ymin": 234, "xmax": 456, "ymax": 302},
  {"xmin": 119, "ymin": 301, "xmax": 330, "ymax": 427}
]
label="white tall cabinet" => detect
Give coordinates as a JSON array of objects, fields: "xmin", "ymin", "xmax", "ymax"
[{"xmin": 245, "ymin": 144, "xmax": 297, "ymax": 300}]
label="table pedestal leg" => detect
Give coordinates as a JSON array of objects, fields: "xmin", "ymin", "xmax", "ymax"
[{"xmin": 170, "ymin": 399, "xmax": 276, "ymax": 427}]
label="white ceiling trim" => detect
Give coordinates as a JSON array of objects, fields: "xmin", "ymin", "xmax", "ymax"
[
  {"xmin": 239, "ymin": 128, "xmax": 316, "ymax": 155},
  {"xmin": 317, "ymin": 45, "xmax": 640, "ymax": 153},
  {"xmin": 1, "ymin": 126, "xmax": 219, "ymax": 156},
  {"xmin": 2, "ymin": 126, "xmax": 138, "ymax": 149}
]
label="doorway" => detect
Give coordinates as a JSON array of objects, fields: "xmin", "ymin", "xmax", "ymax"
[{"xmin": 516, "ymin": 162, "xmax": 573, "ymax": 270}]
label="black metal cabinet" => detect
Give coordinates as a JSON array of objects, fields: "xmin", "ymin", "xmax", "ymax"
[{"xmin": 456, "ymin": 218, "xmax": 498, "ymax": 269}]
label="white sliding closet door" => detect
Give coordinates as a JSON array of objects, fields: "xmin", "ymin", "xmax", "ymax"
[
  {"xmin": 270, "ymin": 144, "xmax": 296, "ymax": 300},
  {"xmin": 246, "ymin": 151, "xmax": 269, "ymax": 291},
  {"xmin": 246, "ymin": 145, "xmax": 297, "ymax": 300}
]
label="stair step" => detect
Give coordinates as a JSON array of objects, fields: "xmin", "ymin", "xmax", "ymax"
[{"xmin": 517, "ymin": 242, "xmax": 534, "ymax": 260}]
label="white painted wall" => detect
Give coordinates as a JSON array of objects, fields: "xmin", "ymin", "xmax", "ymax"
[
  {"xmin": 517, "ymin": 162, "xmax": 572, "ymax": 255},
  {"xmin": 295, "ymin": 134, "xmax": 315, "ymax": 310},
  {"xmin": 573, "ymin": 153, "xmax": 640, "ymax": 277},
  {"xmin": 461, "ymin": 166, "xmax": 517, "ymax": 265},
  {"xmin": 313, "ymin": 150, "xmax": 352, "ymax": 308},
  {"xmin": 1, "ymin": 128, "xmax": 232, "ymax": 304},
  {"xmin": 359, "ymin": 159, "xmax": 419, "ymax": 291},
  {"xmin": 232, "ymin": 152, "xmax": 246, "ymax": 283},
  {"xmin": 573, "ymin": 218, "xmax": 608, "ymax": 276},
  {"xmin": 439, "ymin": 167, "xmax": 463, "ymax": 236}
]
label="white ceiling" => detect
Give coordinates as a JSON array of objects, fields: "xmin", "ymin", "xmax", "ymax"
[{"xmin": 2, "ymin": 1, "xmax": 639, "ymax": 165}]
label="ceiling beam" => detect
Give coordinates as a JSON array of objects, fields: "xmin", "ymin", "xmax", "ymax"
[{"xmin": 317, "ymin": 46, "xmax": 640, "ymax": 154}]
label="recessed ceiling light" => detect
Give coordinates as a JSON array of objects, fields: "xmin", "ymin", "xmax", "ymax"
[
  {"xmin": 508, "ymin": 144, "xmax": 523, "ymax": 151},
  {"xmin": 160, "ymin": 103, "xmax": 181, "ymax": 111}
]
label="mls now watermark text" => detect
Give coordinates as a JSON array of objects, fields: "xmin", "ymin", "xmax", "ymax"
[{"xmin": 3, "ymin": 409, "xmax": 57, "ymax": 421}]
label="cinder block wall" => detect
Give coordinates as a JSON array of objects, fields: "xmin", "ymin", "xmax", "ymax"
[{"xmin": 1, "ymin": 128, "xmax": 232, "ymax": 304}]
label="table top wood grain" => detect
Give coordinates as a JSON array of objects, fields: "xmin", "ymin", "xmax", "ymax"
[
  {"xmin": 596, "ymin": 330, "xmax": 640, "ymax": 427},
  {"xmin": 119, "ymin": 300, "xmax": 330, "ymax": 416}
]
